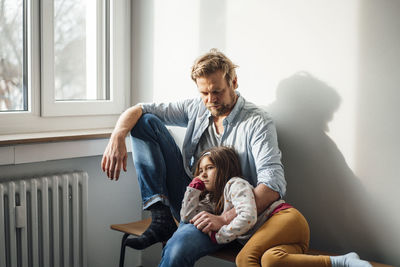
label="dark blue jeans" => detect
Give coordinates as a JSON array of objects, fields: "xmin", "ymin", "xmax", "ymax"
[
  {"xmin": 130, "ymin": 114, "xmax": 191, "ymax": 220},
  {"xmin": 159, "ymin": 223, "xmax": 226, "ymax": 267}
]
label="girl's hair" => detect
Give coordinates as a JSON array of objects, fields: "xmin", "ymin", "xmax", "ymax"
[{"xmin": 193, "ymin": 146, "xmax": 243, "ymax": 215}]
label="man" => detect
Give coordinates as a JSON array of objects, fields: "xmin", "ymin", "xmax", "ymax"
[{"xmin": 101, "ymin": 49, "xmax": 286, "ymax": 252}]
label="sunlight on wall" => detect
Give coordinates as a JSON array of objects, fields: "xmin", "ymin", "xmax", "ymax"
[
  {"xmin": 225, "ymin": 0, "xmax": 359, "ymax": 169},
  {"xmin": 153, "ymin": 0, "xmax": 201, "ymax": 102}
]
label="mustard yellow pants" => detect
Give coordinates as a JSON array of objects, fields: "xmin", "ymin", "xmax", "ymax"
[{"xmin": 236, "ymin": 208, "xmax": 331, "ymax": 267}]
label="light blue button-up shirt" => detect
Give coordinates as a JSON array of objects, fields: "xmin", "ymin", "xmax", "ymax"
[{"xmin": 141, "ymin": 91, "xmax": 286, "ymax": 197}]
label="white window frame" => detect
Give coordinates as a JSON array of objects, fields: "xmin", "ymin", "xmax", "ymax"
[
  {"xmin": 41, "ymin": 0, "xmax": 128, "ymax": 116},
  {"xmin": 0, "ymin": 0, "xmax": 130, "ymax": 135}
]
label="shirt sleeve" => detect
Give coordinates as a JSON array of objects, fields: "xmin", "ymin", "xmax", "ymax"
[
  {"xmin": 215, "ymin": 178, "xmax": 257, "ymax": 244},
  {"xmin": 251, "ymin": 115, "xmax": 287, "ymax": 198},
  {"xmin": 180, "ymin": 187, "xmax": 213, "ymax": 223},
  {"xmin": 140, "ymin": 98, "xmax": 195, "ymax": 127}
]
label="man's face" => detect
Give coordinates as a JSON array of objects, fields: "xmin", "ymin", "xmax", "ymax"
[{"xmin": 196, "ymin": 71, "xmax": 237, "ymax": 117}]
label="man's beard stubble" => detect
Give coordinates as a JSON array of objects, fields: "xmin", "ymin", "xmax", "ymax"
[
  {"xmin": 207, "ymin": 103, "xmax": 233, "ymax": 117},
  {"xmin": 207, "ymin": 90, "xmax": 237, "ymax": 117}
]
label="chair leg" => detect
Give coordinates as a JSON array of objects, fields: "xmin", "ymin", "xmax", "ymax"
[{"xmin": 119, "ymin": 233, "xmax": 130, "ymax": 267}]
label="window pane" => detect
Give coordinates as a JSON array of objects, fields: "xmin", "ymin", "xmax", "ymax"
[
  {"xmin": 54, "ymin": 0, "xmax": 109, "ymax": 101},
  {"xmin": 0, "ymin": 0, "xmax": 25, "ymax": 111}
]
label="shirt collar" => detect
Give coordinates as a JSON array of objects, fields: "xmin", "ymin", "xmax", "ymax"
[{"xmin": 224, "ymin": 91, "xmax": 243, "ymax": 125}]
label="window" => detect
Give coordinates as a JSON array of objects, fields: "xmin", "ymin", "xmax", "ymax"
[{"xmin": 0, "ymin": 0, "xmax": 130, "ymax": 134}]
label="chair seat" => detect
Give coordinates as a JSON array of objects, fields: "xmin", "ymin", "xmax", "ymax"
[{"xmin": 110, "ymin": 217, "xmax": 152, "ymax": 236}]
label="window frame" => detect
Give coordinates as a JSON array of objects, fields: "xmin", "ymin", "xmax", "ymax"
[{"xmin": 0, "ymin": 0, "xmax": 130, "ymax": 135}]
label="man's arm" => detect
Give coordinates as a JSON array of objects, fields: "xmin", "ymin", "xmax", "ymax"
[
  {"xmin": 101, "ymin": 105, "xmax": 143, "ymax": 180},
  {"xmin": 253, "ymin": 183, "xmax": 280, "ymax": 214},
  {"xmin": 250, "ymin": 113, "xmax": 286, "ymax": 213}
]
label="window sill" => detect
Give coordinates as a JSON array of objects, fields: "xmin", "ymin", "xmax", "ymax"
[
  {"xmin": 0, "ymin": 128, "xmax": 113, "ymax": 145},
  {"xmin": 0, "ymin": 129, "xmax": 131, "ymax": 165}
]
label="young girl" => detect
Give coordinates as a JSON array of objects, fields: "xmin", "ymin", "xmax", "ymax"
[{"xmin": 159, "ymin": 146, "xmax": 372, "ymax": 267}]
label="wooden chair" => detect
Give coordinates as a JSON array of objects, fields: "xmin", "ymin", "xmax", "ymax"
[
  {"xmin": 110, "ymin": 218, "xmax": 152, "ymax": 267},
  {"xmin": 110, "ymin": 218, "xmax": 393, "ymax": 267}
]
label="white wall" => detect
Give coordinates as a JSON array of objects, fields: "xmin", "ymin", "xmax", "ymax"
[{"xmin": 131, "ymin": 0, "xmax": 400, "ymax": 266}]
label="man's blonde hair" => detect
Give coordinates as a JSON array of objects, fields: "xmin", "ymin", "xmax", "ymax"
[{"xmin": 191, "ymin": 49, "xmax": 238, "ymax": 88}]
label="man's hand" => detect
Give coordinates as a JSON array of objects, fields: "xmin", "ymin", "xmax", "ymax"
[
  {"xmin": 101, "ymin": 134, "xmax": 128, "ymax": 180},
  {"xmin": 101, "ymin": 105, "xmax": 143, "ymax": 180},
  {"xmin": 190, "ymin": 211, "xmax": 226, "ymax": 234}
]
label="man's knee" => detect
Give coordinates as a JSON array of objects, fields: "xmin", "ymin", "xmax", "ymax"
[
  {"xmin": 139, "ymin": 113, "xmax": 159, "ymax": 125},
  {"xmin": 130, "ymin": 113, "xmax": 162, "ymax": 137},
  {"xmin": 162, "ymin": 239, "xmax": 193, "ymax": 267},
  {"xmin": 162, "ymin": 223, "xmax": 209, "ymax": 266}
]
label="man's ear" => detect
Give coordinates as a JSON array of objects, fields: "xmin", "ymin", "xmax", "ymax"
[{"xmin": 232, "ymin": 77, "xmax": 238, "ymax": 89}]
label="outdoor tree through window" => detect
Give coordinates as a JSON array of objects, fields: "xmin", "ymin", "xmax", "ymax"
[
  {"xmin": 54, "ymin": 0, "xmax": 109, "ymax": 101},
  {"xmin": 0, "ymin": 0, "xmax": 26, "ymax": 111}
]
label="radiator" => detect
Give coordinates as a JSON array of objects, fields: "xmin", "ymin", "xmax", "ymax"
[{"xmin": 0, "ymin": 172, "xmax": 88, "ymax": 267}]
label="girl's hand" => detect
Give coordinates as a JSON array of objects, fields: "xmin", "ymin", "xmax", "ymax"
[
  {"xmin": 188, "ymin": 177, "xmax": 205, "ymax": 190},
  {"xmin": 190, "ymin": 211, "xmax": 226, "ymax": 234}
]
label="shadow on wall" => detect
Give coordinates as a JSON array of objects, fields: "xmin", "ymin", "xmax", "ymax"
[{"xmin": 266, "ymin": 72, "xmax": 381, "ymax": 262}]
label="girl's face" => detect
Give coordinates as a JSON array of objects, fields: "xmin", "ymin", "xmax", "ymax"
[{"xmin": 197, "ymin": 156, "xmax": 217, "ymax": 191}]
